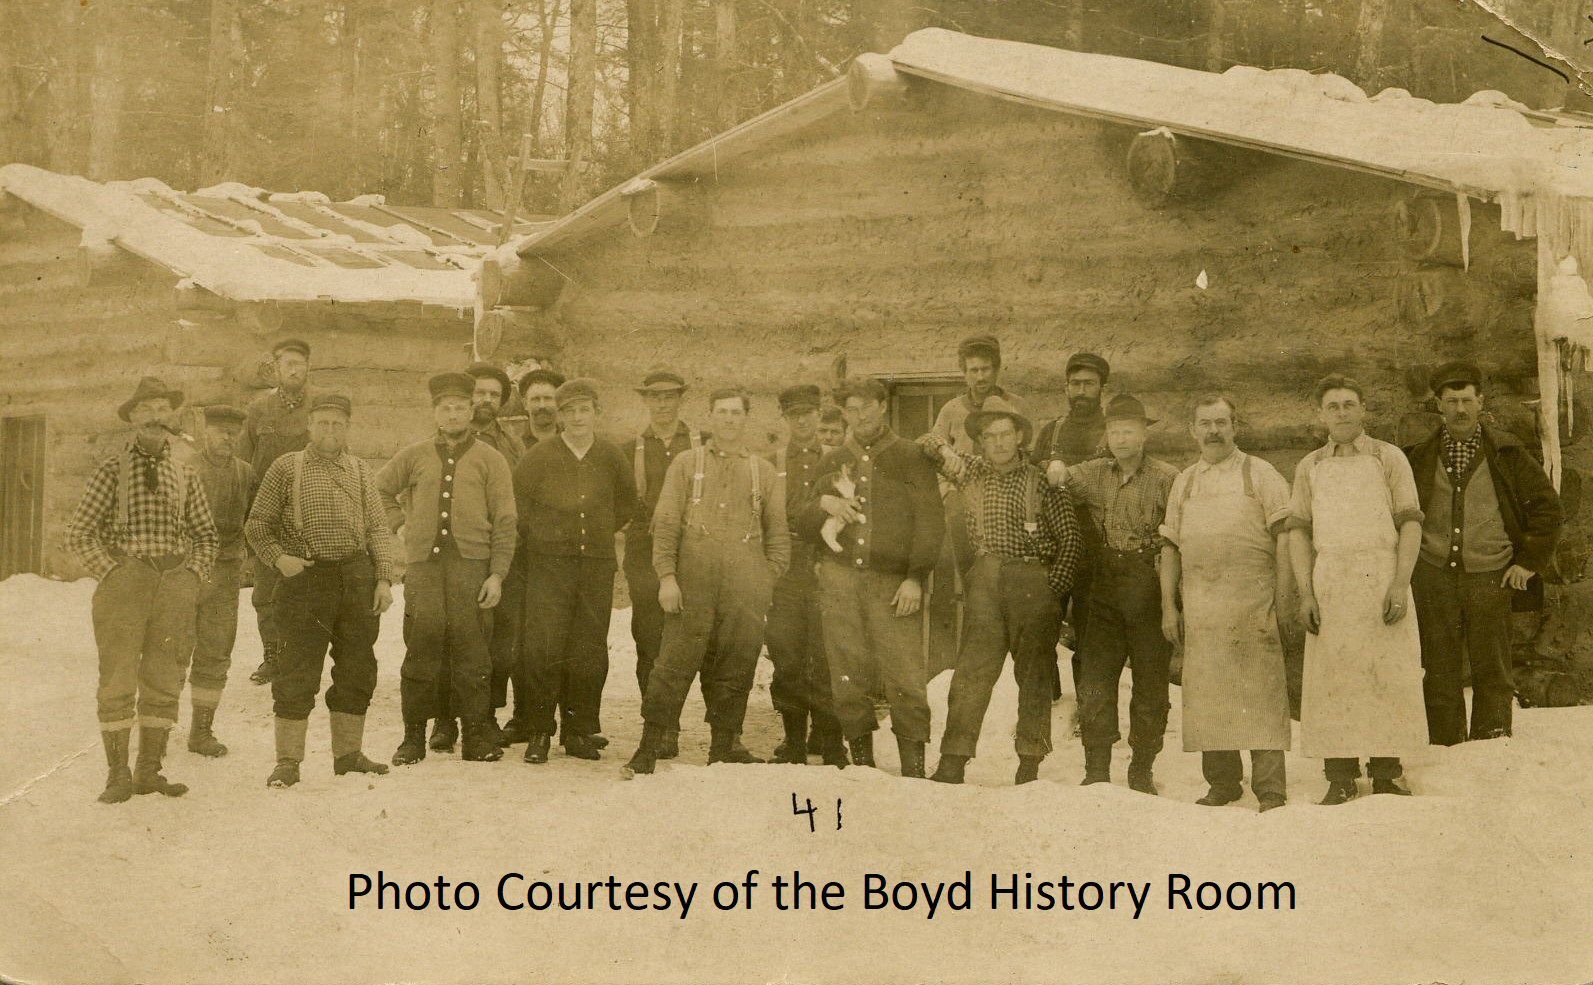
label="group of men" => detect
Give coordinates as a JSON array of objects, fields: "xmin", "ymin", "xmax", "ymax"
[{"xmin": 67, "ymin": 331, "xmax": 1562, "ymax": 810}]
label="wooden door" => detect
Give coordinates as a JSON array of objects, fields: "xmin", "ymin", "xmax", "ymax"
[{"xmin": 0, "ymin": 415, "xmax": 46, "ymax": 579}]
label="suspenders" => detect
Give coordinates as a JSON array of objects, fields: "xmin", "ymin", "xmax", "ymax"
[
  {"xmin": 636, "ymin": 427, "xmax": 700, "ymax": 498},
  {"xmin": 1176, "ymin": 453, "xmax": 1256, "ymax": 511},
  {"xmin": 288, "ymin": 450, "xmax": 371, "ymax": 545},
  {"xmin": 686, "ymin": 444, "xmax": 764, "ymax": 538}
]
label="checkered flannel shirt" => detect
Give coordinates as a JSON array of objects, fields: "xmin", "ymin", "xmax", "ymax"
[
  {"xmin": 920, "ymin": 436, "xmax": 1084, "ymax": 597},
  {"xmin": 1065, "ymin": 455, "xmax": 1180, "ymax": 553},
  {"xmin": 244, "ymin": 449, "xmax": 396, "ymax": 583},
  {"xmin": 1442, "ymin": 428, "xmax": 1483, "ymax": 478},
  {"xmin": 66, "ymin": 441, "xmax": 219, "ymax": 580}
]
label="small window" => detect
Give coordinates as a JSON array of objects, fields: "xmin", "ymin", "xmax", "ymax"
[{"xmin": 873, "ymin": 373, "xmax": 964, "ymax": 439}]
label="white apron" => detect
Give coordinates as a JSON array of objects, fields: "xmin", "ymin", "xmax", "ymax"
[
  {"xmin": 1177, "ymin": 455, "xmax": 1291, "ymax": 751},
  {"xmin": 1299, "ymin": 453, "xmax": 1428, "ymax": 758}
]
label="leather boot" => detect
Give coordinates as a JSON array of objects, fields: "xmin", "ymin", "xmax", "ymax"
[
  {"xmin": 709, "ymin": 729, "xmax": 765, "ymax": 765},
  {"xmin": 98, "ymin": 728, "xmax": 133, "ymax": 804},
  {"xmin": 187, "ymin": 704, "xmax": 227, "ymax": 758},
  {"xmin": 330, "ymin": 711, "xmax": 389, "ymax": 776},
  {"xmin": 1015, "ymin": 755, "xmax": 1043, "ymax": 785},
  {"xmin": 772, "ymin": 711, "xmax": 808, "ymax": 764},
  {"xmin": 818, "ymin": 735, "xmax": 850, "ymax": 768},
  {"xmin": 132, "ymin": 727, "xmax": 188, "ymax": 797},
  {"xmin": 249, "ymin": 641, "xmax": 278, "ymax": 685},
  {"xmin": 268, "ymin": 717, "xmax": 307, "ymax": 788},
  {"xmin": 1371, "ymin": 777, "xmax": 1412, "ymax": 796},
  {"xmin": 1319, "ymin": 779, "xmax": 1360, "ymax": 805},
  {"xmin": 499, "ymin": 717, "xmax": 532, "ymax": 745},
  {"xmin": 623, "ymin": 724, "xmax": 668, "ymax": 777},
  {"xmin": 563, "ymin": 734, "xmax": 604, "ymax": 760},
  {"xmin": 391, "ymin": 723, "xmax": 428, "ymax": 766},
  {"xmin": 896, "ymin": 735, "xmax": 926, "ymax": 779},
  {"xmin": 657, "ymin": 727, "xmax": 680, "ymax": 760},
  {"xmin": 930, "ymin": 753, "xmax": 967, "ymax": 784},
  {"xmin": 848, "ymin": 732, "xmax": 875, "ymax": 768},
  {"xmin": 1080, "ymin": 745, "xmax": 1111, "ymax": 785},
  {"xmin": 523, "ymin": 732, "xmax": 551, "ymax": 764},
  {"xmin": 461, "ymin": 718, "xmax": 505, "ymax": 762},
  {"xmin": 1127, "ymin": 749, "xmax": 1157, "ymax": 795},
  {"xmin": 428, "ymin": 718, "xmax": 458, "ymax": 753},
  {"xmin": 1196, "ymin": 784, "xmax": 1243, "ymax": 806}
]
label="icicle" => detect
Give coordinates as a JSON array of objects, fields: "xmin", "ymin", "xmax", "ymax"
[{"xmin": 1456, "ymin": 193, "xmax": 1472, "ymax": 271}]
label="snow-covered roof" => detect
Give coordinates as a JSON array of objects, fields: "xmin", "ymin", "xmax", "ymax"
[{"xmin": 0, "ymin": 164, "xmax": 552, "ymax": 308}]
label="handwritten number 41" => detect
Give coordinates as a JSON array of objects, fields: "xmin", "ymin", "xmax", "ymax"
[{"xmin": 791, "ymin": 793, "xmax": 842, "ymax": 832}]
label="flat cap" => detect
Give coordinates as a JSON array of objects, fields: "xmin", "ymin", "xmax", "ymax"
[
  {"xmin": 778, "ymin": 384, "xmax": 822, "ymax": 414},
  {"xmin": 271, "ymin": 338, "xmax": 311, "ymax": 358},
  {"xmin": 1430, "ymin": 360, "xmax": 1484, "ymax": 395},
  {"xmin": 308, "ymin": 392, "xmax": 352, "ymax": 416},
  {"xmin": 555, "ymin": 378, "xmax": 601, "ymax": 408},
  {"xmin": 465, "ymin": 362, "xmax": 513, "ymax": 402},
  {"xmin": 958, "ymin": 334, "xmax": 1001, "ymax": 365},
  {"xmin": 428, "ymin": 372, "xmax": 476, "ymax": 403},
  {"xmin": 636, "ymin": 368, "xmax": 687, "ymax": 393},
  {"xmin": 965, "ymin": 407, "xmax": 1033, "ymax": 446},
  {"xmin": 517, "ymin": 367, "xmax": 567, "ymax": 395},
  {"xmin": 1066, "ymin": 352, "xmax": 1110, "ymax": 382},
  {"xmin": 202, "ymin": 404, "xmax": 247, "ymax": 426}
]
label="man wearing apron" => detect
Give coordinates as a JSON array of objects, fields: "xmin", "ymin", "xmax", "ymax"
[
  {"xmin": 1160, "ymin": 394, "xmax": 1294, "ymax": 811},
  {"xmin": 1288, "ymin": 375, "xmax": 1429, "ymax": 805}
]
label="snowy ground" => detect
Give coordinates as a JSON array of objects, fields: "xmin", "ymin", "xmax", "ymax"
[{"xmin": 2, "ymin": 573, "xmax": 1591, "ymax": 985}]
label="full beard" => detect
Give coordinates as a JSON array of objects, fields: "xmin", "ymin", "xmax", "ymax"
[{"xmin": 472, "ymin": 404, "xmax": 497, "ymax": 425}]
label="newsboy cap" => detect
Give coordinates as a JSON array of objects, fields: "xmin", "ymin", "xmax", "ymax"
[
  {"xmin": 308, "ymin": 393, "xmax": 353, "ymax": 417},
  {"xmin": 118, "ymin": 376, "xmax": 185, "ymax": 422},
  {"xmin": 1103, "ymin": 394, "xmax": 1157, "ymax": 425},
  {"xmin": 465, "ymin": 362, "xmax": 514, "ymax": 403},
  {"xmin": 556, "ymin": 378, "xmax": 601, "ymax": 408},
  {"xmin": 517, "ymin": 367, "xmax": 567, "ymax": 395},
  {"xmin": 1429, "ymin": 360, "xmax": 1484, "ymax": 395},
  {"xmin": 636, "ymin": 368, "xmax": 687, "ymax": 394},
  {"xmin": 1066, "ymin": 352, "xmax": 1110, "ymax": 382},
  {"xmin": 271, "ymin": 338, "xmax": 311, "ymax": 359},
  {"xmin": 202, "ymin": 404, "xmax": 247, "ymax": 427},
  {"xmin": 428, "ymin": 372, "xmax": 476, "ymax": 404},
  {"xmin": 957, "ymin": 334, "xmax": 1002, "ymax": 366},
  {"xmin": 778, "ymin": 384, "xmax": 822, "ymax": 414},
  {"xmin": 964, "ymin": 408, "xmax": 1033, "ymax": 447}
]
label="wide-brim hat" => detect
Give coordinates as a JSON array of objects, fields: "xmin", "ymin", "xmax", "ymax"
[
  {"xmin": 965, "ymin": 408, "xmax": 1034, "ymax": 446},
  {"xmin": 1103, "ymin": 394, "xmax": 1157, "ymax": 425},
  {"xmin": 118, "ymin": 376, "xmax": 184, "ymax": 422},
  {"xmin": 636, "ymin": 368, "xmax": 686, "ymax": 394}
]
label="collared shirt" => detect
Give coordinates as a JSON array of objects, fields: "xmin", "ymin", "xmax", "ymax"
[
  {"xmin": 1066, "ymin": 455, "xmax": 1179, "ymax": 553},
  {"xmin": 652, "ymin": 442, "xmax": 790, "ymax": 580},
  {"xmin": 376, "ymin": 432, "xmax": 518, "ymax": 576},
  {"xmin": 1160, "ymin": 449, "xmax": 1292, "ymax": 547},
  {"xmin": 932, "ymin": 447, "xmax": 1082, "ymax": 595},
  {"xmin": 1287, "ymin": 432, "xmax": 1424, "ymax": 531},
  {"xmin": 1442, "ymin": 427, "xmax": 1483, "ymax": 479},
  {"xmin": 196, "ymin": 452, "xmax": 255, "ymax": 561},
  {"xmin": 245, "ymin": 446, "xmax": 396, "ymax": 582},
  {"xmin": 513, "ymin": 435, "xmax": 637, "ymax": 559},
  {"xmin": 631, "ymin": 421, "xmax": 699, "ymax": 531},
  {"xmin": 473, "ymin": 418, "xmax": 525, "ymax": 468},
  {"xmin": 67, "ymin": 440, "xmax": 220, "ymax": 580}
]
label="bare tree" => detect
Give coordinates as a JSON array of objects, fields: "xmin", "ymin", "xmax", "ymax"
[
  {"xmin": 86, "ymin": 0, "xmax": 125, "ymax": 180},
  {"xmin": 657, "ymin": 0, "xmax": 685, "ymax": 146},
  {"xmin": 1354, "ymin": 0, "xmax": 1390, "ymax": 88},
  {"xmin": 561, "ymin": 0, "xmax": 598, "ymax": 209},
  {"xmin": 526, "ymin": 0, "xmax": 561, "ymax": 155},
  {"xmin": 474, "ymin": 0, "xmax": 506, "ymax": 206},
  {"xmin": 200, "ymin": 0, "xmax": 244, "ymax": 185},
  {"xmin": 46, "ymin": 0, "xmax": 85, "ymax": 174},
  {"xmin": 430, "ymin": 0, "xmax": 464, "ymax": 206}
]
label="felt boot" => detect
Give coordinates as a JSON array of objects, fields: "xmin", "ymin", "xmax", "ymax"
[
  {"xmin": 330, "ymin": 712, "xmax": 389, "ymax": 776},
  {"xmin": 267, "ymin": 717, "xmax": 307, "ymax": 788}
]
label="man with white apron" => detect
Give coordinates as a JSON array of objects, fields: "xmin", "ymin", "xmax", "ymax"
[
  {"xmin": 1159, "ymin": 395, "xmax": 1294, "ymax": 812},
  {"xmin": 1287, "ymin": 376, "xmax": 1429, "ymax": 805}
]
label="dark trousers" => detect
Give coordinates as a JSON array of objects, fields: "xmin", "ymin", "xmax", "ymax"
[
  {"xmin": 1078, "ymin": 551, "xmax": 1171, "ymax": 755},
  {"xmin": 271, "ymin": 555, "xmax": 379, "ymax": 721},
  {"xmin": 488, "ymin": 563, "xmax": 526, "ymax": 719},
  {"xmin": 642, "ymin": 538, "xmax": 774, "ymax": 732},
  {"xmin": 624, "ymin": 535, "xmax": 664, "ymax": 693},
  {"xmin": 1325, "ymin": 757, "xmax": 1402, "ymax": 781},
  {"xmin": 1202, "ymin": 749, "xmax": 1286, "ymax": 800},
  {"xmin": 816, "ymin": 561, "xmax": 931, "ymax": 742},
  {"xmin": 940, "ymin": 557, "xmax": 1062, "ymax": 759},
  {"xmin": 189, "ymin": 557, "xmax": 242, "ymax": 708},
  {"xmin": 401, "ymin": 548, "xmax": 492, "ymax": 726},
  {"xmin": 1412, "ymin": 560, "xmax": 1514, "ymax": 744},
  {"xmin": 522, "ymin": 553, "xmax": 615, "ymax": 737},
  {"xmin": 91, "ymin": 556, "xmax": 200, "ymax": 730},
  {"xmin": 765, "ymin": 560, "xmax": 840, "ymax": 740},
  {"xmin": 252, "ymin": 555, "xmax": 281, "ymax": 650}
]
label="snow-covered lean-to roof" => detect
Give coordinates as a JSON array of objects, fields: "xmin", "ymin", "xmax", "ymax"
[
  {"xmin": 0, "ymin": 163, "xmax": 551, "ymax": 309},
  {"xmin": 498, "ymin": 27, "xmax": 1593, "ymax": 487}
]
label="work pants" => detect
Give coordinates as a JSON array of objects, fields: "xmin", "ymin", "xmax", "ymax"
[
  {"xmin": 1412, "ymin": 560, "xmax": 1514, "ymax": 744},
  {"xmin": 401, "ymin": 547, "xmax": 492, "ymax": 726},
  {"xmin": 271, "ymin": 555, "xmax": 379, "ymax": 721},
  {"xmin": 92, "ymin": 555, "xmax": 199, "ymax": 730},
  {"xmin": 252, "ymin": 555, "xmax": 281, "ymax": 650},
  {"xmin": 487, "ymin": 562, "xmax": 527, "ymax": 720},
  {"xmin": 189, "ymin": 557, "xmax": 242, "ymax": 709},
  {"xmin": 816, "ymin": 561, "xmax": 931, "ymax": 742},
  {"xmin": 624, "ymin": 534, "xmax": 667, "ymax": 694},
  {"xmin": 1078, "ymin": 550, "xmax": 1170, "ymax": 754},
  {"xmin": 522, "ymin": 553, "xmax": 615, "ymax": 737},
  {"xmin": 1324, "ymin": 756, "xmax": 1403, "ymax": 781},
  {"xmin": 642, "ymin": 534, "xmax": 774, "ymax": 732},
  {"xmin": 765, "ymin": 557, "xmax": 840, "ymax": 741},
  {"xmin": 940, "ymin": 556, "xmax": 1062, "ymax": 759},
  {"xmin": 1202, "ymin": 749, "xmax": 1286, "ymax": 801}
]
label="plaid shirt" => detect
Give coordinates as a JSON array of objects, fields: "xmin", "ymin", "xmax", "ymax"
[
  {"xmin": 1066, "ymin": 455, "xmax": 1180, "ymax": 553},
  {"xmin": 937, "ymin": 449, "xmax": 1083, "ymax": 597},
  {"xmin": 244, "ymin": 447, "xmax": 396, "ymax": 583},
  {"xmin": 1442, "ymin": 427, "xmax": 1483, "ymax": 478},
  {"xmin": 66, "ymin": 441, "xmax": 219, "ymax": 580}
]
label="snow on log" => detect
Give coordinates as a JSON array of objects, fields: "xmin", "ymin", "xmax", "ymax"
[
  {"xmin": 479, "ymin": 249, "xmax": 565, "ymax": 308},
  {"xmin": 848, "ymin": 53, "xmax": 907, "ymax": 111}
]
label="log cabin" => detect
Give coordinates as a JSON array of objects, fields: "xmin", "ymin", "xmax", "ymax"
[
  {"xmin": 478, "ymin": 28, "xmax": 1593, "ymax": 689},
  {"xmin": 0, "ymin": 164, "xmax": 555, "ymax": 579}
]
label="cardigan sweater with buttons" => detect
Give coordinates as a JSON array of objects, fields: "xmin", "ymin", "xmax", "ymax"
[
  {"xmin": 796, "ymin": 427, "xmax": 944, "ymax": 581},
  {"xmin": 513, "ymin": 435, "xmax": 639, "ymax": 560},
  {"xmin": 375, "ymin": 434, "xmax": 518, "ymax": 577}
]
